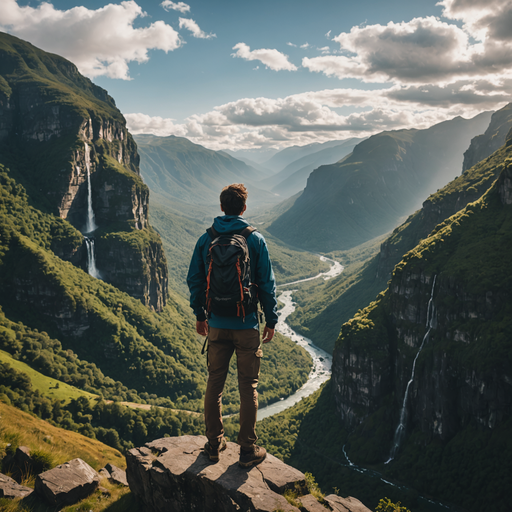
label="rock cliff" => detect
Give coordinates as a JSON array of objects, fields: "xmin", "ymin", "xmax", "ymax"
[
  {"xmin": 126, "ymin": 435, "xmax": 371, "ymax": 512},
  {"xmin": 0, "ymin": 32, "xmax": 167, "ymax": 311},
  {"xmin": 331, "ymin": 161, "xmax": 512, "ymax": 510}
]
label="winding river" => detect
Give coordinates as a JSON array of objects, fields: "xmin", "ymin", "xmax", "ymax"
[{"xmin": 257, "ymin": 256, "xmax": 343, "ymax": 421}]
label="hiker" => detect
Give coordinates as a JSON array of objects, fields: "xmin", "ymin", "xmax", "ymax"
[{"xmin": 187, "ymin": 183, "xmax": 278, "ymax": 467}]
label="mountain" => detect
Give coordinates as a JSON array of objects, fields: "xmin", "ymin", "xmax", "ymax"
[
  {"xmin": 0, "ymin": 31, "xmax": 167, "ymax": 311},
  {"xmin": 266, "ymin": 138, "xmax": 364, "ymax": 198},
  {"xmin": 286, "ymin": 105, "xmax": 512, "ymax": 354},
  {"xmin": 219, "ymin": 150, "xmax": 274, "ymax": 176},
  {"xmin": 330, "ymin": 135, "xmax": 512, "ymax": 511},
  {"xmin": 262, "ymin": 139, "xmax": 351, "ymax": 172},
  {"xmin": 462, "ymin": 102, "xmax": 512, "ymax": 171},
  {"xmin": 134, "ymin": 134, "xmax": 278, "ymax": 211},
  {"xmin": 268, "ymin": 113, "xmax": 493, "ymax": 252},
  {"xmin": 0, "ymin": 32, "xmax": 313, "ymax": 452}
]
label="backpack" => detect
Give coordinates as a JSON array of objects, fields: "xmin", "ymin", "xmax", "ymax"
[{"xmin": 204, "ymin": 225, "xmax": 258, "ymax": 318}]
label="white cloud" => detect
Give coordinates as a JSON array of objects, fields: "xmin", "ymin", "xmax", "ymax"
[
  {"xmin": 317, "ymin": 46, "xmax": 331, "ymax": 54},
  {"xmin": 0, "ymin": 0, "xmax": 181, "ymax": 80},
  {"xmin": 161, "ymin": 1, "xmax": 190, "ymax": 13},
  {"xmin": 300, "ymin": 43, "xmax": 310, "ymax": 49},
  {"xmin": 286, "ymin": 42, "xmax": 297, "ymax": 47},
  {"xmin": 178, "ymin": 17, "xmax": 216, "ymax": 39},
  {"xmin": 125, "ymin": 113, "xmax": 187, "ymax": 137},
  {"xmin": 231, "ymin": 43, "xmax": 298, "ymax": 71},
  {"xmin": 125, "ymin": 80, "xmax": 509, "ymax": 150}
]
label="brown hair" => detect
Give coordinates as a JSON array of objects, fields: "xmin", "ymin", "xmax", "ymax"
[{"xmin": 220, "ymin": 183, "xmax": 248, "ymax": 215}]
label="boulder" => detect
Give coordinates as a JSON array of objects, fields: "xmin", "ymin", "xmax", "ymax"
[
  {"xmin": 0, "ymin": 472, "xmax": 33, "ymax": 499},
  {"xmin": 126, "ymin": 435, "xmax": 307, "ymax": 512},
  {"xmin": 34, "ymin": 458, "xmax": 100, "ymax": 507},
  {"xmin": 104, "ymin": 463, "xmax": 128, "ymax": 486},
  {"xmin": 324, "ymin": 495, "xmax": 371, "ymax": 512}
]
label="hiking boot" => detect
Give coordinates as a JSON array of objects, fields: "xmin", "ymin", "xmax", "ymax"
[
  {"xmin": 203, "ymin": 438, "xmax": 227, "ymax": 462},
  {"xmin": 239, "ymin": 444, "xmax": 267, "ymax": 468}
]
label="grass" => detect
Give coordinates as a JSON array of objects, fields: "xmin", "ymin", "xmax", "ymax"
[
  {"xmin": 0, "ymin": 350, "xmax": 97, "ymax": 404},
  {"xmin": 0, "ymin": 401, "xmax": 125, "ymax": 472}
]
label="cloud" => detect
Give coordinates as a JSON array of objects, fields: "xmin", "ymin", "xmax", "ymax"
[
  {"xmin": 300, "ymin": 43, "xmax": 310, "ymax": 49},
  {"xmin": 125, "ymin": 113, "xmax": 187, "ymax": 136},
  {"xmin": 303, "ymin": 3, "xmax": 512, "ymax": 85},
  {"xmin": 231, "ymin": 43, "xmax": 298, "ymax": 71},
  {"xmin": 178, "ymin": 17, "xmax": 215, "ymax": 39},
  {"xmin": 286, "ymin": 42, "xmax": 297, "ymax": 47},
  {"xmin": 317, "ymin": 46, "xmax": 331, "ymax": 54},
  {"xmin": 0, "ymin": 0, "xmax": 181, "ymax": 80},
  {"xmin": 161, "ymin": 1, "xmax": 190, "ymax": 13},
  {"xmin": 125, "ymin": 80, "xmax": 509, "ymax": 150}
]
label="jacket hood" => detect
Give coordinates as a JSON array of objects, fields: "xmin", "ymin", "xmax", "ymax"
[{"xmin": 212, "ymin": 215, "xmax": 250, "ymax": 234}]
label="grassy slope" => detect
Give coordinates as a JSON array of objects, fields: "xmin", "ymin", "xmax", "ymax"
[{"xmin": 0, "ymin": 350, "xmax": 96, "ymax": 404}]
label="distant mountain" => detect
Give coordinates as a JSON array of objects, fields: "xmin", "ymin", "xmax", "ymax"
[
  {"xmin": 462, "ymin": 102, "xmax": 512, "ymax": 171},
  {"xmin": 222, "ymin": 147, "xmax": 279, "ymax": 165},
  {"xmin": 268, "ymin": 113, "xmax": 493, "ymax": 252},
  {"xmin": 267, "ymin": 138, "xmax": 364, "ymax": 198},
  {"xmin": 220, "ymin": 150, "xmax": 274, "ymax": 176},
  {"xmin": 134, "ymin": 134, "xmax": 278, "ymax": 209},
  {"xmin": 262, "ymin": 139, "xmax": 350, "ymax": 172}
]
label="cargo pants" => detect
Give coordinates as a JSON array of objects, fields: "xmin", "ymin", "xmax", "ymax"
[{"xmin": 204, "ymin": 327, "xmax": 263, "ymax": 450}]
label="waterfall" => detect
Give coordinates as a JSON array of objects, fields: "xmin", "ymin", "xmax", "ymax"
[
  {"xmin": 386, "ymin": 275, "xmax": 437, "ymax": 463},
  {"xmin": 84, "ymin": 143, "xmax": 97, "ymax": 234},
  {"xmin": 84, "ymin": 237, "xmax": 101, "ymax": 279}
]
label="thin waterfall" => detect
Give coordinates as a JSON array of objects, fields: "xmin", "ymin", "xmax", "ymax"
[
  {"xmin": 386, "ymin": 275, "xmax": 437, "ymax": 463},
  {"xmin": 84, "ymin": 143, "xmax": 97, "ymax": 234},
  {"xmin": 84, "ymin": 237, "xmax": 100, "ymax": 279}
]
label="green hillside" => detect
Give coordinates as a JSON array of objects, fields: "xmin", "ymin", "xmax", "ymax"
[
  {"xmin": 268, "ymin": 113, "xmax": 492, "ymax": 252},
  {"xmin": 135, "ymin": 134, "xmax": 277, "ymax": 211}
]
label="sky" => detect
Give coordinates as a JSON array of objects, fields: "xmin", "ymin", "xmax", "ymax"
[{"xmin": 1, "ymin": 0, "xmax": 512, "ymax": 152}]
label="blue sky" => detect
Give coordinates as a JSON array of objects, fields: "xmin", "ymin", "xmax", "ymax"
[{"xmin": 1, "ymin": 0, "xmax": 511, "ymax": 151}]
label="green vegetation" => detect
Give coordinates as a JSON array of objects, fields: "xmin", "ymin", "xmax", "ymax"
[{"xmin": 376, "ymin": 498, "xmax": 412, "ymax": 512}]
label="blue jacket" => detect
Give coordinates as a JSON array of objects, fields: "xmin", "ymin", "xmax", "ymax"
[{"xmin": 187, "ymin": 215, "xmax": 278, "ymax": 330}]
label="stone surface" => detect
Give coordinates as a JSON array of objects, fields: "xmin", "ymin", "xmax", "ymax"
[
  {"xmin": 126, "ymin": 435, "xmax": 305, "ymax": 512},
  {"xmin": 34, "ymin": 458, "xmax": 100, "ymax": 507},
  {"xmin": 104, "ymin": 463, "xmax": 129, "ymax": 486},
  {"xmin": 0, "ymin": 472, "xmax": 33, "ymax": 499},
  {"xmin": 324, "ymin": 495, "xmax": 372, "ymax": 512},
  {"xmin": 298, "ymin": 493, "xmax": 329, "ymax": 511}
]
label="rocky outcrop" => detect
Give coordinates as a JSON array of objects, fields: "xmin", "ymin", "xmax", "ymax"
[
  {"xmin": 126, "ymin": 436, "xmax": 370, "ymax": 512},
  {"xmin": 0, "ymin": 32, "xmax": 167, "ymax": 311},
  {"xmin": 34, "ymin": 458, "xmax": 100, "ymax": 507},
  {"xmin": 0, "ymin": 473, "xmax": 33, "ymax": 499}
]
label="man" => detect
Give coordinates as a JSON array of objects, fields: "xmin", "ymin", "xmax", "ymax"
[{"xmin": 187, "ymin": 183, "xmax": 278, "ymax": 467}]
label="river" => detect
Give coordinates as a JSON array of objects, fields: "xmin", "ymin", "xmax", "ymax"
[{"xmin": 257, "ymin": 256, "xmax": 343, "ymax": 421}]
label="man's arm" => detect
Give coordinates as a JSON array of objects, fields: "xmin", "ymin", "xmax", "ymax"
[
  {"xmin": 254, "ymin": 234, "xmax": 278, "ymax": 339},
  {"xmin": 187, "ymin": 236, "xmax": 208, "ymax": 324}
]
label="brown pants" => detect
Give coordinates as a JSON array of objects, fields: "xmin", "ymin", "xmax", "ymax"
[{"xmin": 204, "ymin": 327, "xmax": 262, "ymax": 450}]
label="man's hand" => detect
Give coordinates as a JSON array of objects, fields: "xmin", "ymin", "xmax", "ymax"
[
  {"xmin": 196, "ymin": 320, "xmax": 208, "ymax": 336},
  {"xmin": 262, "ymin": 326, "xmax": 274, "ymax": 343}
]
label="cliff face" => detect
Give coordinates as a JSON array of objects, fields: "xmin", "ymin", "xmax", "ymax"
[
  {"xmin": 462, "ymin": 103, "xmax": 512, "ymax": 172},
  {"xmin": 331, "ymin": 161, "xmax": 512, "ymax": 509},
  {"xmin": 0, "ymin": 32, "xmax": 166, "ymax": 311}
]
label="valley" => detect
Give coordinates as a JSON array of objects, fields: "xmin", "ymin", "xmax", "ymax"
[{"xmin": 1, "ymin": 28, "xmax": 512, "ymax": 512}]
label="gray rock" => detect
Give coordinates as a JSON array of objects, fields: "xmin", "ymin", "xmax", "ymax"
[
  {"xmin": 127, "ymin": 435, "xmax": 303, "ymax": 512},
  {"xmin": 298, "ymin": 493, "xmax": 329, "ymax": 511},
  {"xmin": 34, "ymin": 458, "xmax": 100, "ymax": 507},
  {"xmin": 324, "ymin": 494, "xmax": 372, "ymax": 512},
  {"xmin": 0, "ymin": 472, "xmax": 33, "ymax": 499},
  {"xmin": 104, "ymin": 463, "xmax": 128, "ymax": 486}
]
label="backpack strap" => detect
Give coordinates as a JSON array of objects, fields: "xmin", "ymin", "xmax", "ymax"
[
  {"xmin": 207, "ymin": 225, "xmax": 257, "ymax": 239},
  {"xmin": 240, "ymin": 226, "xmax": 258, "ymax": 239}
]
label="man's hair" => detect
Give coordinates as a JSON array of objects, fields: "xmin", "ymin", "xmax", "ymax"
[{"xmin": 220, "ymin": 183, "xmax": 248, "ymax": 215}]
